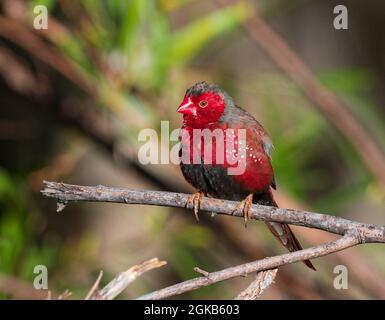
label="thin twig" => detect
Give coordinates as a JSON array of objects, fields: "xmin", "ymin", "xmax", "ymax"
[
  {"xmin": 84, "ymin": 270, "xmax": 103, "ymax": 300},
  {"xmin": 235, "ymin": 268, "xmax": 278, "ymax": 300},
  {"xmin": 194, "ymin": 267, "xmax": 210, "ymax": 277},
  {"xmin": 41, "ymin": 181, "xmax": 385, "ymax": 243},
  {"xmin": 137, "ymin": 235, "xmax": 358, "ymax": 299},
  {"xmin": 57, "ymin": 289, "xmax": 72, "ymax": 300},
  {"xmin": 91, "ymin": 258, "xmax": 167, "ymax": 300},
  {"xmin": 217, "ymin": 213, "xmax": 323, "ymax": 299},
  {"xmin": 275, "ymin": 193, "xmax": 385, "ymax": 298},
  {"xmin": 45, "ymin": 290, "xmax": 52, "ymax": 300}
]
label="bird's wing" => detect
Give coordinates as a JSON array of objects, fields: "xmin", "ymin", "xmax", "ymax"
[
  {"xmin": 247, "ymin": 122, "xmax": 277, "ymax": 190},
  {"xmin": 262, "ymin": 134, "xmax": 276, "ymax": 189},
  {"xmin": 225, "ymin": 105, "xmax": 277, "ymax": 189},
  {"xmin": 262, "ymin": 134, "xmax": 274, "ymax": 160}
]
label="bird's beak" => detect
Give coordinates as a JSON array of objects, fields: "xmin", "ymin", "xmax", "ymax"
[{"xmin": 177, "ymin": 96, "xmax": 196, "ymax": 116}]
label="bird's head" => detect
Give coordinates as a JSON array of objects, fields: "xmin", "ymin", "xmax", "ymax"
[{"xmin": 177, "ymin": 81, "xmax": 233, "ymax": 126}]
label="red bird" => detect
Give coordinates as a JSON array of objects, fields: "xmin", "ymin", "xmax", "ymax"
[{"xmin": 177, "ymin": 81, "xmax": 315, "ymax": 270}]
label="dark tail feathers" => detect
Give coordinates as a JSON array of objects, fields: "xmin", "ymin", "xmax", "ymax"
[{"xmin": 255, "ymin": 190, "xmax": 316, "ymax": 271}]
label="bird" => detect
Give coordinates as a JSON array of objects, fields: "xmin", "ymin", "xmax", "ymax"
[{"xmin": 177, "ymin": 81, "xmax": 315, "ymax": 270}]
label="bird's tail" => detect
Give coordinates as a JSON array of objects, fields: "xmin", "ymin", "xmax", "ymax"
[{"xmin": 256, "ymin": 190, "xmax": 316, "ymax": 271}]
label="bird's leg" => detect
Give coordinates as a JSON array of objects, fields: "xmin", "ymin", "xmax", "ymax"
[
  {"xmin": 232, "ymin": 194, "xmax": 253, "ymax": 227},
  {"xmin": 186, "ymin": 191, "xmax": 204, "ymax": 222}
]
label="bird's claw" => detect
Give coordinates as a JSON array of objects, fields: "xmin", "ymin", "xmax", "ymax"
[
  {"xmin": 186, "ymin": 192, "xmax": 204, "ymax": 222},
  {"xmin": 232, "ymin": 194, "xmax": 253, "ymax": 227}
]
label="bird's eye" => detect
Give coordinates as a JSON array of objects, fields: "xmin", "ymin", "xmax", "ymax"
[{"xmin": 199, "ymin": 100, "xmax": 208, "ymax": 108}]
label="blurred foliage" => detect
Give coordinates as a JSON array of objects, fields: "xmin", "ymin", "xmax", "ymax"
[
  {"xmin": 0, "ymin": 168, "xmax": 57, "ymax": 298},
  {"xmin": 251, "ymin": 68, "xmax": 384, "ymax": 212},
  {"xmin": 26, "ymin": 0, "xmax": 252, "ymax": 133}
]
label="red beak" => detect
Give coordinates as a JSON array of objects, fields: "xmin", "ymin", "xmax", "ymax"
[{"xmin": 177, "ymin": 96, "xmax": 196, "ymax": 116}]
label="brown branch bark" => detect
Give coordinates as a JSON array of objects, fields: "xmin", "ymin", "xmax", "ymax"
[{"xmin": 41, "ymin": 181, "xmax": 385, "ymax": 243}]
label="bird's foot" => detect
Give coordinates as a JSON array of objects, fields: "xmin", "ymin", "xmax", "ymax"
[
  {"xmin": 186, "ymin": 192, "xmax": 204, "ymax": 222},
  {"xmin": 232, "ymin": 194, "xmax": 253, "ymax": 227}
]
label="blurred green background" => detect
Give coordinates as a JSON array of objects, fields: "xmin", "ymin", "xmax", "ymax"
[{"xmin": 0, "ymin": 0, "xmax": 384, "ymax": 299}]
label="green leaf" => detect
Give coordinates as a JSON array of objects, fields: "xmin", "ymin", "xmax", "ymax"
[
  {"xmin": 28, "ymin": 0, "xmax": 56, "ymax": 12},
  {"xmin": 164, "ymin": 2, "xmax": 252, "ymax": 65},
  {"xmin": 118, "ymin": 0, "xmax": 146, "ymax": 53},
  {"xmin": 0, "ymin": 168, "xmax": 13, "ymax": 199},
  {"xmin": 318, "ymin": 68, "xmax": 373, "ymax": 93},
  {"xmin": 318, "ymin": 68, "xmax": 385, "ymax": 151},
  {"xmin": 0, "ymin": 214, "xmax": 25, "ymax": 273}
]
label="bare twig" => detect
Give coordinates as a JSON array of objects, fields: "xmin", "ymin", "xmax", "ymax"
[
  {"xmin": 41, "ymin": 181, "xmax": 385, "ymax": 243},
  {"xmin": 235, "ymin": 268, "xmax": 278, "ymax": 300},
  {"xmin": 217, "ymin": 214, "xmax": 323, "ymax": 299},
  {"xmin": 137, "ymin": 235, "xmax": 358, "ymax": 299},
  {"xmin": 275, "ymin": 193, "xmax": 385, "ymax": 298},
  {"xmin": 84, "ymin": 270, "xmax": 103, "ymax": 300},
  {"xmin": 57, "ymin": 289, "xmax": 72, "ymax": 300},
  {"xmin": 91, "ymin": 258, "xmax": 167, "ymax": 300},
  {"xmin": 45, "ymin": 290, "xmax": 52, "ymax": 300},
  {"xmin": 194, "ymin": 267, "xmax": 210, "ymax": 277}
]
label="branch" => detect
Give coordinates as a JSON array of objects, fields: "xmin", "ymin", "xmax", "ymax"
[
  {"xmin": 41, "ymin": 181, "xmax": 385, "ymax": 243},
  {"xmin": 137, "ymin": 235, "xmax": 358, "ymax": 300},
  {"xmin": 235, "ymin": 268, "xmax": 278, "ymax": 300},
  {"xmin": 84, "ymin": 270, "xmax": 103, "ymax": 300},
  {"xmin": 90, "ymin": 258, "xmax": 167, "ymax": 300},
  {"xmin": 40, "ymin": 181, "xmax": 385, "ymax": 299}
]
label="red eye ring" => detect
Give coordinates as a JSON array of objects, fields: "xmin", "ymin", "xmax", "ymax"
[{"xmin": 199, "ymin": 100, "xmax": 208, "ymax": 108}]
